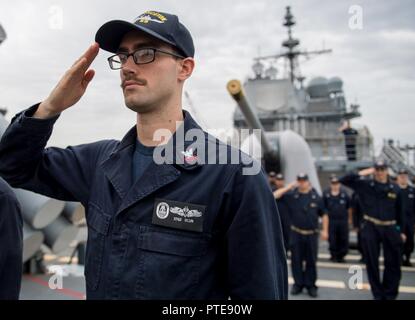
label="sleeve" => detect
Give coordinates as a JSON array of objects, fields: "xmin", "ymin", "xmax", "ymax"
[
  {"xmin": 322, "ymin": 192, "xmax": 329, "ymax": 214},
  {"xmin": 223, "ymin": 164, "xmax": 288, "ymax": 300},
  {"xmin": 396, "ymin": 189, "xmax": 406, "ymax": 232},
  {"xmin": 318, "ymin": 194, "xmax": 326, "ymax": 217},
  {"xmin": 0, "ymin": 104, "xmax": 112, "ymax": 206},
  {"xmin": 351, "ymin": 193, "xmax": 363, "ymax": 227},
  {"xmin": 281, "ymin": 191, "xmax": 294, "ymax": 215},
  {"xmin": 0, "ymin": 188, "xmax": 23, "ymax": 300},
  {"xmin": 339, "ymin": 172, "xmax": 365, "ymax": 192},
  {"xmin": 345, "ymin": 193, "xmax": 352, "ymax": 209}
]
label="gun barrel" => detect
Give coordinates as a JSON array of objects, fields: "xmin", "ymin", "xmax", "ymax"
[{"xmin": 227, "ymin": 80, "xmax": 272, "ymax": 153}]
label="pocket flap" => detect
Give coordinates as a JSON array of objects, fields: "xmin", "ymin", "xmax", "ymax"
[
  {"xmin": 87, "ymin": 203, "xmax": 111, "ymax": 235},
  {"xmin": 138, "ymin": 230, "xmax": 208, "ymax": 257}
]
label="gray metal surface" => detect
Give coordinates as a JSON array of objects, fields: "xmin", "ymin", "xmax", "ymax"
[
  {"xmin": 14, "ymin": 188, "xmax": 64, "ymax": 229},
  {"xmin": 22, "ymin": 223, "xmax": 44, "ymax": 263},
  {"xmin": 278, "ymin": 130, "xmax": 322, "ymax": 194},
  {"xmin": 62, "ymin": 202, "xmax": 85, "ymax": 225},
  {"xmin": 240, "ymin": 130, "xmax": 322, "ymax": 194},
  {"xmin": 42, "ymin": 216, "xmax": 79, "ymax": 253}
]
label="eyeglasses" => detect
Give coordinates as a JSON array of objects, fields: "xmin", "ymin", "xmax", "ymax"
[{"xmin": 107, "ymin": 47, "xmax": 185, "ymax": 70}]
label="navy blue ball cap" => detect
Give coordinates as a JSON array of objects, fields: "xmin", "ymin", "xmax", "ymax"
[
  {"xmin": 398, "ymin": 168, "xmax": 408, "ymax": 175},
  {"xmin": 95, "ymin": 10, "xmax": 195, "ymax": 57},
  {"xmin": 268, "ymin": 171, "xmax": 277, "ymax": 178},
  {"xmin": 276, "ymin": 173, "xmax": 284, "ymax": 180},
  {"xmin": 297, "ymin": 173, "xmax": 309, "ymax": 180},
  {"xmin": 374, "ymin": 160, "xmax": 388, "ymax": 169},
  {"xmin": 330, "ymin": 174, "xmax": 339, "ymax": 183}
]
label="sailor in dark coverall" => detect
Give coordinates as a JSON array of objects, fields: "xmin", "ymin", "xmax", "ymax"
[
  {"xmin": 339, "ymin": 160, "xmax": 406, "ymax": 300},
  {"xmin": 276, "ymin": 173, "xmax": 328, "ymax": 298},
  {"xmin": 396, "ymin": 169, "xmax": 414, "ymax": 266},
  {"xmin": 323, "ymin": 175, "xmax": 351, "ymax": 262}
]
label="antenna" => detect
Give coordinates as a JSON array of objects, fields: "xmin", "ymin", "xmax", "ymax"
[{"xmin": 254, "ymin": 6, "xmax": 332, "ymax": 85}]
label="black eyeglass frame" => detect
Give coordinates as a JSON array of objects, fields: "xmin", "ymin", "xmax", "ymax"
[{"xmin": 107, "ymin": 47, "xmax": 186, "ymax": 70}]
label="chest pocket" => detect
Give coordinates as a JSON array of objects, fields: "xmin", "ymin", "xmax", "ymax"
[
  {"xmin": 85, "ymin": 203, "xmax": 111, "ymax": 292},
  {"xmin": 387, "ymin": 192, "xmax": 397, "ymax": 200},
  {"xmin": 309, "ymin": 202, "xmax": 319, "ymax": 213},
  {"xmin": 378, "ymin": 191, "xmax": 396, "ymax": 216},
  {"xmin": 385, "ymin": 192, "xmax": 397, "ymax": 204},
  {"xmin": 135, "ymin": 226, "xmax": 209, "ymax": 299}
]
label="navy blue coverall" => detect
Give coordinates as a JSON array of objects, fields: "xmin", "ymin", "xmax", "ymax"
[
  {"xmin": 0, "ymin": 177, "xmax": 23, "ymax": 300},
  {"xmin": 276, "ymin": 192, "xmax": 291, "ymax": 253},
  {"xmin": 322, "ymin": 189, "xmax": 350, "ymax": 261},
  {"xmin": 351, "ymin": 192, "xmax": 364, "ymax": 259},
  {"xmin": 339, "ymin": 172, "xmax": 405, "ymax": 300},
  {"xmin": 0, "ymin": 104, "xmax": 288, "ymax": 300},
  {"xmin": 285, "ymin": 188, "xmax": 325, "ymax": 290},
  {"xmin": 400, "ymin": 186, "xmax": 415, "ymax": 263}
]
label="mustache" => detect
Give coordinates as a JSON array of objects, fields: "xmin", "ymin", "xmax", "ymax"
[{"xmin": 121, "ymin": 78, "xmax": 147, "ymax": 89}]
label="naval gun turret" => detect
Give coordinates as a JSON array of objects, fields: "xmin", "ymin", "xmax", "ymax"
[
  {"xmin": 227, "ymin": 79, "xmax": 322, "ymax": 193},
  {"xmin": 227, "ymin": 79, "xmax": 280, "ymax": 173}
]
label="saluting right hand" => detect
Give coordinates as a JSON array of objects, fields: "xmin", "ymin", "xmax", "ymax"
[
  {"xmin": 288, "ymin": 181, "xmax": 298, "ymax": 190},
  {"xmin": 358, "ymin": 167, "xmax": 375, "ymax": 177},
  {"xmin": 34, "ymin": 43, "xmax": 100, "ymax": 119}
]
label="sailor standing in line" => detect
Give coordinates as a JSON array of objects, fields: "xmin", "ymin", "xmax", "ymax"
[
  {"xmin": 339, "ymin": 160, "xmax": 406, "ymax": 300},
  {"xmin": 323, "ymin": 175, "xmax": 351, "ymax": 263},
  {"xmin": 396, "ymin": 169, "xmax": 414, "ymax": 267},
  {"xmin": 277, "ymin": 173, "xmax": 328, "ymax": 298}
]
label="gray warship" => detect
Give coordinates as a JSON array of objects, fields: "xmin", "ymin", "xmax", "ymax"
[{"xmin": 230, "ymin": 6, "xmax": 377, "ymax": 188}]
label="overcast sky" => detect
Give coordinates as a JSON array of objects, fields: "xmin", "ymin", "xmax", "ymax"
[{"xmin": 0, "ymin": 0, "xmax": 414, "ymax": 154}]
